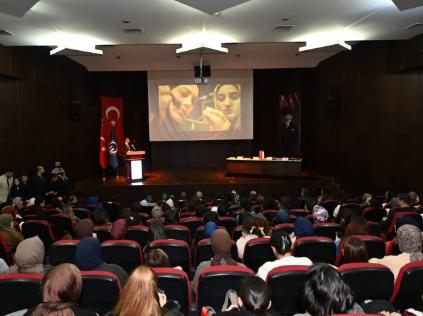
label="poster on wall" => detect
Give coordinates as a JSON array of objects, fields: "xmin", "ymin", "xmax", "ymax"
[{"xmin": 279, "ymin": 92, "xmax": 301, "ymax": 157}]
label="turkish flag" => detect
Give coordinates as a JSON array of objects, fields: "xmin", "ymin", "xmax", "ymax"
[{"xmin": 100, "ymin": 97, "xmax": 124, "ymax": 169}]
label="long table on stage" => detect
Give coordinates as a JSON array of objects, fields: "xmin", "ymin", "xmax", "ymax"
[{"xmin": 226, "ymin": 157, "xmax": 302, "ymax": 177}]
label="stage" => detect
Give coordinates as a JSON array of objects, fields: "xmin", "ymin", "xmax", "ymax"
[{"xmin": 75, "ymin": 168, "xmax": 340, "ymax": 206}]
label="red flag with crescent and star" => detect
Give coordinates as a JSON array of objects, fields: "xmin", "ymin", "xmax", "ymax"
[{"xmin": 100, "ymin": 97, "xmax": 124, "ymax": 169}]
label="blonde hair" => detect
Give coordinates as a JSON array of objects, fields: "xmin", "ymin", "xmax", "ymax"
[{"xmin": 113, "ymin": 265, "xmax": 163, "ymax": 316}]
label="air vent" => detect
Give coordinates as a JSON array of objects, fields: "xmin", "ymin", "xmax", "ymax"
[
  {"xmin": 123, "ymin": 28, "xmax": 144, "ymax": 34},
  {"xmin": 272, "ymin": 25, "xmax": 295, "ymax": 32},
  {"xmin": 0, "ymin": 29, "xmax": 13, "ymax": 36},
  {"xmin": 407, "ymin": 22, "xmax": 423, "ymax": 29}
]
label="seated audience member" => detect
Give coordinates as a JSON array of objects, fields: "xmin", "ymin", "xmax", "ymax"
[
  {"xmin": 339, "ymin": 236, "xmax": 369, "ymax": 264},
  {"xmin": 257, "ymin": 231, "xmax": 312, "ymax": 280},
  {"xmin": 381, "ymin": 193, "xmax": 415, "ymax": 231},
  {"xmin": 149, "ymin": 220, "xmax": 167, "ymax": 241},
  {"xmin": 8, "ymin": 236, "xmax": 50, "ymax": 274},
  {"xmin": 0, "ymin": 213, "xmax": 23, "ymax": 251},
  {"xmin": 164, "ymin": 208, "xmax": 179, "ymax": 225},
  {"xmin": 151, "ymin": 205, "xmax": 164, "ymax": 219},
  {"xmin": 359, "ymin": 193, "xmax": 373, "ymax": 209},
  {"xmin": 86, "ymin": 195, "xmax": 102, "ymax": 208},
  {"xmin": 236, "ymin": 199, "xmax": 253, "ymax": 225},
  {"xmin": 76, "ymin": 218, "xmax": 94, "ymax": 239},
  {"xmin": 294, "ymin": 263, "xmax": 364, "ymax": 316},
  {"xmin": 312, "ymin": 205, "xmax": 328, "ymax": 223},
  {"xmin": 292, "ymin": 217, "xmax": 314, "ymax": 242},
  {"xmin": 203, "ymin": 210, "xmax": 219, "ymax": 238},
  {"xmin": 296, "ymin": 187, "xmax": 314, "ymax": 209},
  {"xmin": 236, "ymin": 217, "xmax": 270, "ymax": 260},
  {"xmin": 92, "ymin": 208, "xmax": 111, "ymax": 226},
  {"xmin": 146, "ymin": 248, "xmax": 171, "ymax": 268},
  {"xmin": 204, "ymin": 221, "xmax": 217, "ymax": 238},
  {"xmin": 10, "ymin": 178, "xmax": 27, "ymax": 200},
  {"xmin": 22, "ymin": 263, "xmax": 97, "ymax": 316},
  {"xmin": 0, "ymin": 258, "xmax": 8, "ymax": 274},
  {"xmin": 67, "ymin": 194, "xmax": 79, "ymax": 206},
  {"xmin": 408, "ymin": 191, "xmax": 420, "ymax": 206},
  {"xmin": 75, "ymin": 237, "xmax": 128, "ymax": 286},
  {"xmin": 140, "ymin": 195, "xmax": 156, "ymax": 208},
  {"xmin": 369, "ymin": 224, "xmax": 423, "ymax": 280},
  {"xmin": 165, "ymin": 195, "xmax": 175, "ymax": 208},
  {"xmin": 218, "ymin": 276, "xmax": 279, "ymax": 316},
  {"xmin": 194, "ymin": 229, "xmax": 246, "ymax": 294},
  {"xmin": 274, "ymin": 197, "xmax": 290, "ymax": 224},
  {"xmin": 110, "ymin": 219, "xmax": 127, "ymax": 240},
  {"xmin": 344, "ymin": 216, "xmax": 368, "ymax": 237},
  {"xmin": 112, "ymin": 265, "xmax": 183, "ymax": 316}
]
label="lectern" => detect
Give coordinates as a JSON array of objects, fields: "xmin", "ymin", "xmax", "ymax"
[{"xmin": 125, "ymin": 151, "xmax": 145, "ymax": 182}]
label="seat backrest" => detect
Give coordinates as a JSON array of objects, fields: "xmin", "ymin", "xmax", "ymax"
[
  {"xmin": 314, "ymin": 223, "xmax": 342, "ymax": 240},
  {"xmin": 93, "ymin": 225, "xmax": 112, "ymax": 243},
  {"xmin": 194, "ymin": 225, "xmax": 225, "ymax": 244},
  {"xmin": 272, "ymin": 223, "xmax": 294, "ymax": 235},
  {"xmin": 125, "ymin": 225, "xmax": 149, "ymax": 248},
  {"xmin": 218, "ymin": 216, "xmax": 236, "ymax": 234},
  {"xmin": 293, "ymin": 237, "xmax": 336, "ymax": 264},
  {"xmin": 49, "ymin": 240, "xmax": 80, "ymax": 265},
  {"xmin": 196, "ymin": 265, "xmax": 254, "ymax": 316},
  {"xmin": 266, "ymin": 265, "xmax": 309, "ymax": 314},
  {"xmin": 390, "ymin": 261, "xmax": 423, "ymax": 311},
  {"xmin": 0, "ymin": 234, "xmax": 13, "ymax": 265},
  {"xmin": 145, "ymin": 240, "xmax": 192, "ymax": 273},
  {"xmin": 362, "ymin": 207, "xmax": 387, "ymax": 222},
  {"xmin": 153, "ymin": 267, "xmax": 191, "ymax": 316},
  {"xmin": 243, "ymin": 237, "xmax": 276, "ymax": 272},
  {"xmin": 22, "ymin": 220, "xmax": 56, "ymax": 253},
  {"xmin": 101, "ymin": 240, "xmax": 143, "ymax": 274},
  {"xmin": 386, "ymin": 237, "xmax": 401, "ymax": 256},
  {"xmin": 289, "ymin": 209, "xmax": 308, "ymax": 217},
  {"xmin": 353, "ymin": 235, "xmax": 386, "ymax": 260},
  {"xmin": 339, "ymin": 263, "xmax": 394, "ymax": 302},
  {"xmin": 387, "ymin": 211, "xmax": 422, "ymax": 234},
  {"xmin": 232, "ymin": 225, "xmax": 243, "ymax": 241},
  {"xmin": 0, "ymin": 273, "xmax": 43, "ymax": 315},
  {"xmin": 164, "ymin": 224, "xmax": 191, "ymax": 245},
  {"xmin": 261, "ymin": 210, "xmax": 277, "ymax": 222},
  {"xmin": 195, "ymin": 238, "xmax": 238, "ymax": 266},
  {"xmin": 179, "ymin": 217, "xmax": 203, "ymax": 236},
  {"xmin": 49, "ymin": 214, "xmax": 73, "ymax": 233},
  {"xmin": 80, "ymin": 270, "xmax": 122, "ymax": 315}
]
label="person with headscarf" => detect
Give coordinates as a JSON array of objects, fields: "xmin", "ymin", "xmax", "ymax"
[
  {"xmin": 204, "ymin": 221, "xmax": 217, "ymax": 238},
  {"xmin": 291, "ymin": 217, "xmax": 314, "ymax": 244},
  {"xmin": 76, "ymin": 219, "xmax": 94, "ymax": 239},
  {"xmin": 369, "ymin": 224, "xmax": 423, "ymax": 280},
  {"xmin": 312, "ymin": 205, "xmax": 328, "ymax": 223},
  {"xmin": 75, "ymin": 237, "xmax": 128, "ymax": 286},
  {"xmin": 0, "ymin": 213, "xmax": 23, "ymax": 251},
  {"xmin": 193, "ymin": 229, "xmax": 245, "ymax": 294},
  {"xmin": 8, "ymin": 236, "xmax": 50, "ymax": 274},
  {"xmin": 23, "ymin": 263, "xmax": 97, "ymax": 316},
  {"xmin": 110, "ymin": 219, "xmax": 127, "ymax": 240}
]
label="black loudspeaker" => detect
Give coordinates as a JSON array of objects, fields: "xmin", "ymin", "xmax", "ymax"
[
  {"xmin": 194, "ymin": 65, "xmax": 211, "ymax": 77},
  {"xmin": 68, "ymin": 101, "xmax": 82, "ymax": 121},
  {"xmin": 326, "ymin": 96, "xmax": 340, "ymax": 118}
]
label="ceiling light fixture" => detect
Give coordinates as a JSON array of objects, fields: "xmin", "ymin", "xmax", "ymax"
[
  {"xmin": 299, "ymin": 40, "xmax": 351, "ymax": 52},
  {"xmin": 174, "ymin": 31, "xmax": 231, "ymax": 54},
  {"xmin": 50, "ymin": 43, "xmax": 103, "ymax": 55}
]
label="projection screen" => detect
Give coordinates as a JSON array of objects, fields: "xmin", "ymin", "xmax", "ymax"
[{"xmin": 148, "ymin": 70, "xmax": 253, "ymax": 141}]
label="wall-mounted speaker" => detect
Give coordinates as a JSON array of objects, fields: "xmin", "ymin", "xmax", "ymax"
[
  {"xmin": 194, "ymin": 65, "xmax": 211, "ymax": 78},
  {"xmin": 68, "ymin": 101, "xmax": 82, "ymax": 121}
]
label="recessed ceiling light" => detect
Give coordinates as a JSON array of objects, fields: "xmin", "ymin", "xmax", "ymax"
[
  {"xmin": 272, "ymin": 25, "xmax": 295, "ymax": 32},
  {"xmin": 282, "ymin": 17, "xmax": 290, "ymax": 21},
  {"xmin": 123, "ymin": 28, "xmax": 144, "ymax": 34},
  {"xmin": 122, "ymin": 20, "xmax": 131, "ymax": 24}
]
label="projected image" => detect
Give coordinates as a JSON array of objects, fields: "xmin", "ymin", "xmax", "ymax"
[{"xmin": 158, "ymin": 84, "xmax": 241, "ymax": 132}]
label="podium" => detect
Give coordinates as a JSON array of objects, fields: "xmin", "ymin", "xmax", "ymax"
[{"xmin": 125, "ymin": 151, "xmax": 145, "ymax": 182}]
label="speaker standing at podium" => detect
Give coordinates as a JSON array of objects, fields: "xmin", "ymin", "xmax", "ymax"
[
  {"xmin": 119, "ymin": 137, "xmax": 136, "ymax": 176},
  {"xmin": 280, "ymin": 114, "xmax": 298, "ymax": 157}
]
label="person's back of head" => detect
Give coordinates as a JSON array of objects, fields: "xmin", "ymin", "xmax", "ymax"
[
  {"xmin": 210, "ymin": 229, "xmax": 237, "ymax": 266},
  {"xmin": 165, "ymin": 208, "xmax": 179, "ymax": 224},
  {"xmin": 146, "ymin": 248, "xmax": 171, "ymax": 268},
  {"xmin": 345, "ymin": 216, "xmax": 368, "ymax": 237},
  {"xmin": 408, "ymin": 191, "xmax": 420, "ymax": 205},
  {"xmin": 341, "ymin": 236, "xmax": 368, "ymax": 263},
  {"xmin": 149, "ymin": 220, "xmax": 167, "ymax": 241},
  {"xmin": 398, "ymin": 193, "xmax": 412, "ymax": 208},
  {"xmin": 397, "ymin": 224, "xmax": 423, "ymax": 261},
  {"xmin": 114, "ymin": 265, "xmax": 162, "ymax": 316},
  {"xmin": 77, "ymin": 219, "xmax": 94, "ymax": 240},
  {"xmin": 270, "ymin": 231, "xmax": 292, "ymax": 257},
  {"xmin": 294, "ymin": 217, "xmax": 314, "ymax": 238},
  {"xmin": 239, "ymin": 276, "xmax": 272, "ymax": 315},
  {"xmin": 302, "ymin": 263, "xmax": 355, "ymax": 316},
  {"xmin": 151, "ymin": 205, "xmax": 163, "ymax": 219},
  {"xmin": 32, "ymin": 263, "xmax": 82, "ymax": 316},
  {"xmin": 92, "ymin": 208, "xmax": 108, "ymax": 225}
]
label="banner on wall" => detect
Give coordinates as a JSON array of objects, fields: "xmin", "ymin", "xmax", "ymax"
[
  {"xmin": 279, "ymin": 92, "xmax": 301, "ymax": 157},
  {"xmin": 99, "ymin": 97, "xmax": 124, "ymax": 169}
]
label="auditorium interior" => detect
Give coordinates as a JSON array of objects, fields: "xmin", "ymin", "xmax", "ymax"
[{"xmin": 1, "ymin": 1, "xmax": 423, "ymax": 315}]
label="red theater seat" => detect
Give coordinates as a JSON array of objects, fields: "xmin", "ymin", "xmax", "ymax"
[
  {"xmin": 218, "ymin": 216, "xmax": 236, "ymax": 234},
  {"xmin": 125, "ymin": 225, "xmax": 149, "ymax": 248},
  {"xmin": 145, "ymin": 239, "xmax": 192, "ymax": 274},
  {"xmin": 293, "ymin": 237, "xmax": 336, "ymax": 264},
  {"xmin": 273, "ymin": 223, "xmax": 295, "ymax": 235},
  {"xmin": 362, "ymin": 207, "xmax": 387, "ymax": 222},
  {"xmin": 335, "ymin": 235, "xmax": 386, "ymax": 265},
  {"xmin": 0, "ymin": 273, "xmax": 43, "ymax": 315},
  {"xmin": 22, "ymin": 220, "xmax": 56, "ymax": 253},
  {"xmin": 101, "ymin": 240, "xmax": 143, "ymax": 274},
  {"xmin": 93, "ymin": 225, "xmax": 112, "ymax": 243},
  {"xmin": 266, "ymin": 265, "xmax": 309, "ymax": 314},
  {"xmin": 339, "ymin": 263, "xmax": 394, "ymax": 302},
  {"xmin": 80, "ymin": 270, "xmax": 122, "ymax": 315},
  {"xmin": 49, "ymin": 240, "xmax": 80, "ymax": 265},
  {"xmin": 314, "ymin": 223, "xmax": 342, "ymax": 240},
  {"xmin": 196, "ymin": 266, "xmax": 254, "ymax": 316},
  {"xmin": 164, "ymin": 224, "xmax": 191, "ymax": 245},
  {"xmin": 195, "ymin": 238, "xmax": 238, "ymax": 266},
  {"xmin": 180, "ymin": 217, "xmax": 203, "ymax": 236},
  {"xmin": 243, "ymin": 237, "xmax": 275, "ymax": 272},
  {"xmin": 390, "ymin": 261, "xmax": 423, "ymax": 311},
  {"xmin": 153, "ymin": 267, "xmax": 191, "ymax": 316}
]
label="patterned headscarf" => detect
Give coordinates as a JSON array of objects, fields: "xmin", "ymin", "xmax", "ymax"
[
  {"xmin": 397, "ymin": 224, "xmax": 423, "ymax": 262},
  {"xmin": 312, "ymin": 205, "xmax": 329, "ymax": 223}
]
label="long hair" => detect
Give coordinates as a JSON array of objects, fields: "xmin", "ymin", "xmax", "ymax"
[
  {"xmin": 302, "ymin": 263, "xmax": 355, "ymax": 316},
  {"xmin": 239, "ymin": 277, "xmax": 272, "ymax": 316},
  {"xmin": 32, "ymin": 263, "xmax": 82, "ymax": 316},
  {"xmin": 341, "ymin": 236, "xmax": 368, "ymax": 263},
  {"xmin": 113, "ymin": 265, "xmax": 163, "ymax": 316}
]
